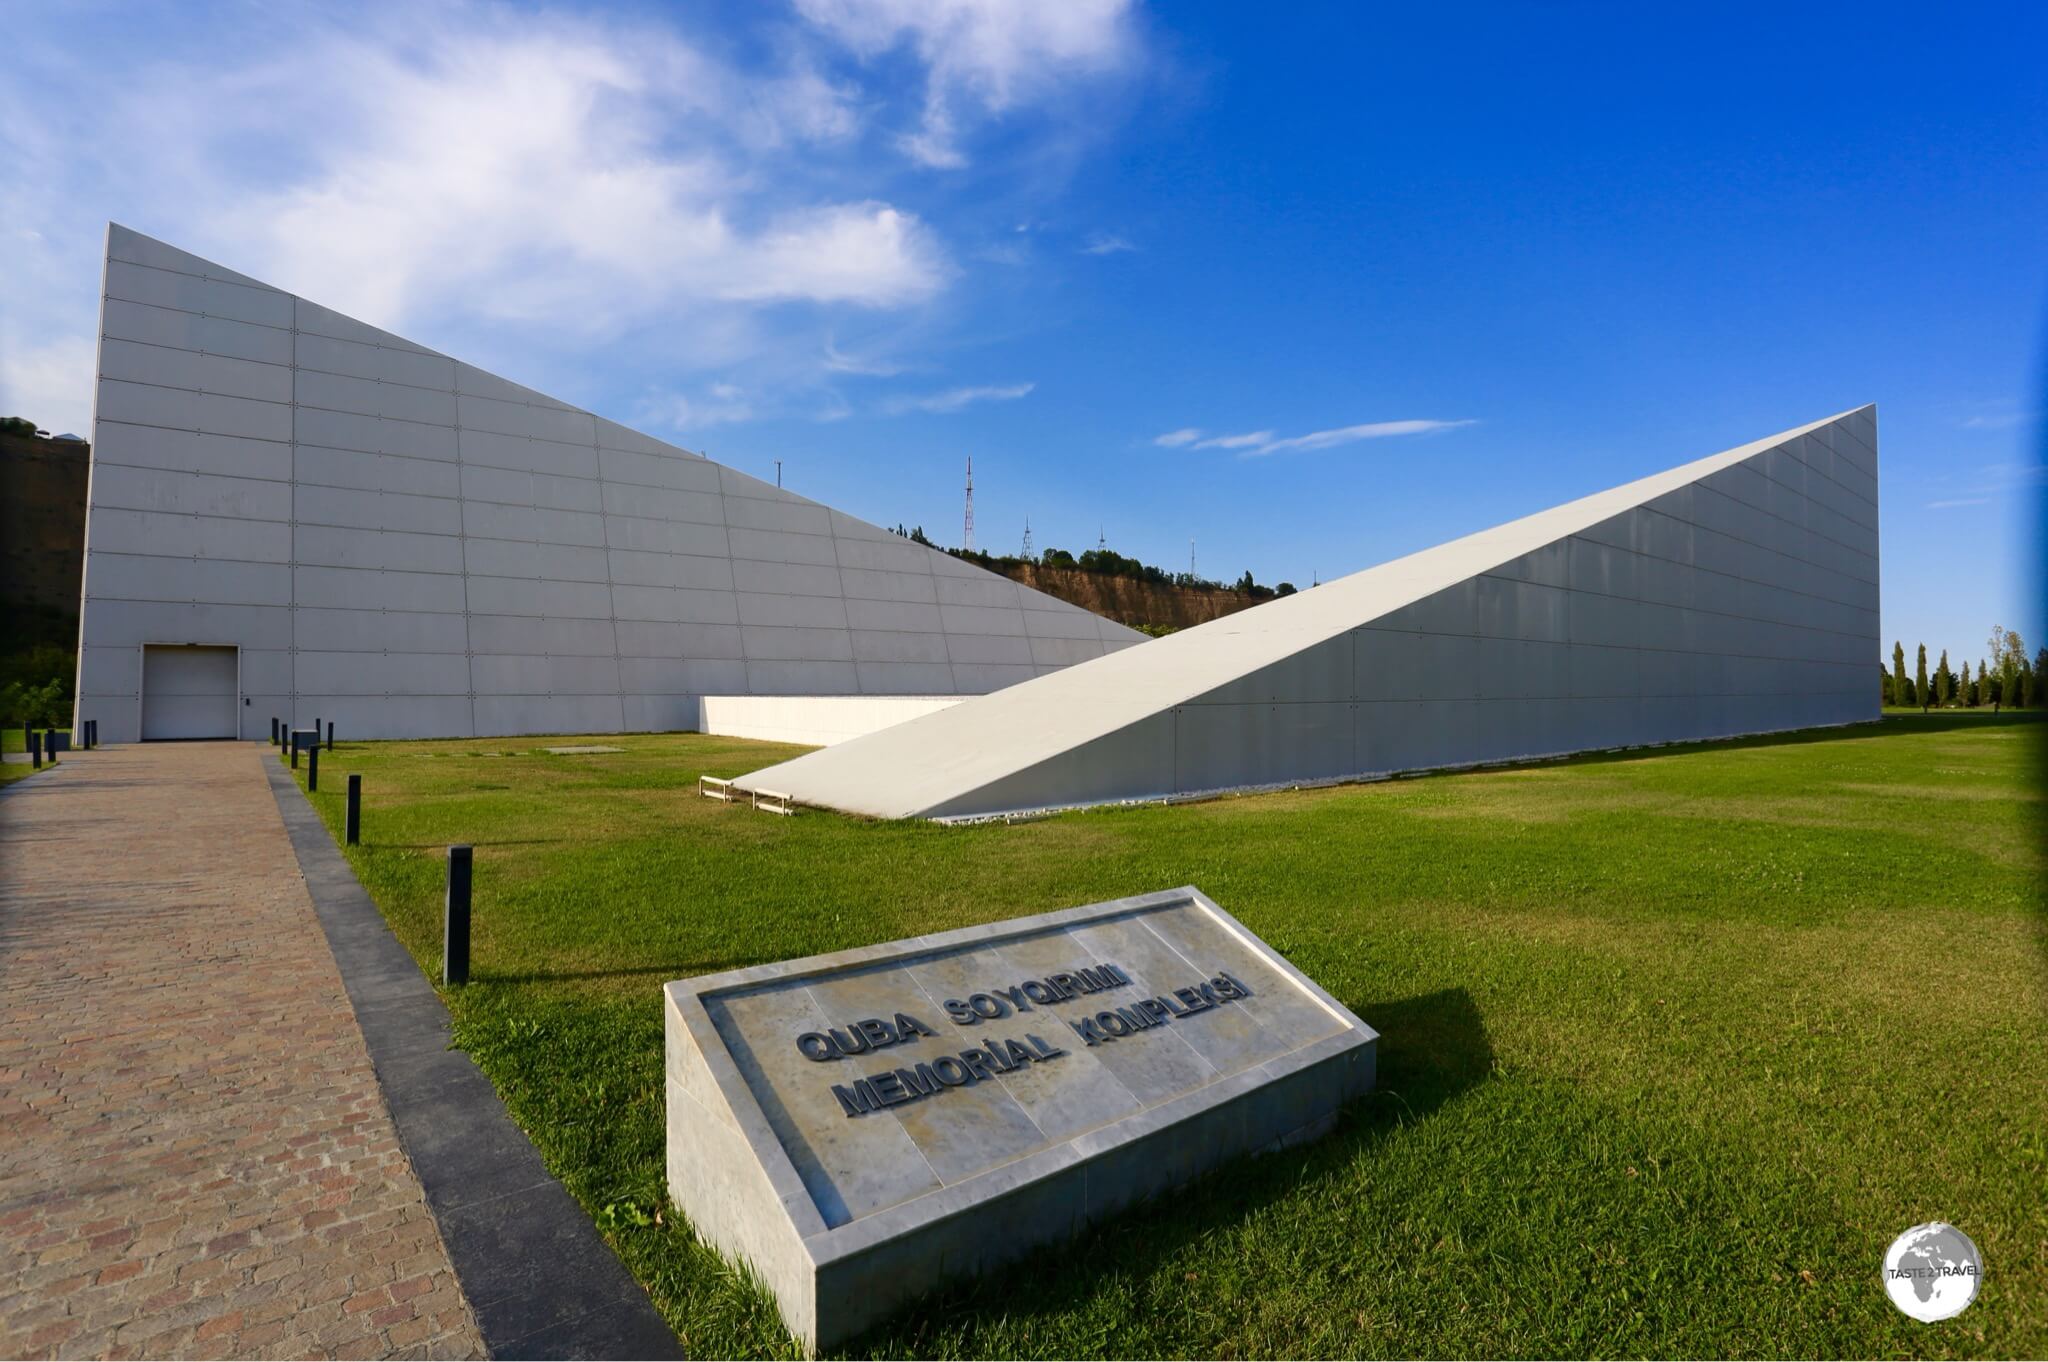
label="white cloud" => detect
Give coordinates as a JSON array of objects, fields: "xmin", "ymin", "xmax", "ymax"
[
  {"xmin": 0, "ymin": 5, "xmax": 957, "ymax": 433},
  {"xmin": 1162, "ymin": 419, "xmax": 1476, "ymax": 457},
  {"xmin": 884, "ymin": 382, "xmax": 1035, "ymax": 414},
  {"xmin": 823, "ymin": 337, "xmax": 908, "ymax": 376},
  {"xmin": 1961, "ymin": 410, "xmax": 2037, "ymax": 430},
  {"xmin": 1248, "ymin": 419, "xmax": 1475, "ymax": 455},
  {"xmin": 634, "ymin": 386, "xmax": 754, "ymax": 431},
  {"xmin": 0, "ymin": 335, "xmax": 95, "ymax": 435},
  {"xmin": 796, "ymin": 0, "xmax": 1135, "ymax": 168},
  {"xmin": 1081, "ymin": 232, "xmax": 1135, "ymax": 255},
  {"xmin": 1194, "ymin": 430, "xmax": 1276, "ymax": 450},
  {"xmin": 1927, "ymin": 497, "xmax": 1992, "ymax": 510}
]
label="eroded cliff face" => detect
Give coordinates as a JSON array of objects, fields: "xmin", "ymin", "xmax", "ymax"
[{"xmin": 997, "ymin": 563, "xmax": 1266, "ymax": 632}]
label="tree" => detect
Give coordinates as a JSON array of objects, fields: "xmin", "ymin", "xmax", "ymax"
[
  {"xmin": 1935, "ymin": 649, "xmax": 1952, "ymax": 705},
  {"xmin": 1960, "ymin": 660, "xmax": 1973, "ymax": 707},
  {"xmin": 1275, "ymin": 582, "xmax": 1297, "ymax": 597},
  {"xmin": 1892, "ymin": 642, "xmax": 1907, "ymax": 709},
  {"xmin": 2037, "ymin": 648, "xmax": 2048, "ymax": 707},
  {"xmin": 1916, "ymin": 644, "xmax": 1930, "ymax": 714}
]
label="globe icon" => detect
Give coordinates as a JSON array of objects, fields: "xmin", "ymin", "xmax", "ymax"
[{"xmin": 1882, "ymin": 1222, "xmax": 1982, "ymax": 1322}]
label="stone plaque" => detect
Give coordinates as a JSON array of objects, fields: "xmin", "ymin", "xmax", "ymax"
[{"xmin": 664, "ymin": 886, "xmax": 1377, "ymax": 1350}]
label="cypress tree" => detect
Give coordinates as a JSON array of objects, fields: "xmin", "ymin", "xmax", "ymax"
[
  {"xmin": 1960, "ymin": 660, "xmax": 1973, "ymax": 707},
  {"xmin": 1892, "ymin": 642, "xmax": 1907, "ymax": 710},
  {"xmin": 1937, "ymin": 649, "xmax": 1952, "ymax": 705},
  {"xmin": 1916, "ymin": 644, "xmax": 1929, "ymax": 713}
]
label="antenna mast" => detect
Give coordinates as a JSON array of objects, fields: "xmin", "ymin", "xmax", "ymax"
[
  {"xmin": 963, "ymin": 457, "xmax": 975, "ymax": 552},
  {"xmin": 1189, "ymin": 536, "xmax": 1196, "ymax": 579},
  {"xmin": 1021, "ymin": 516, "xmax": 1033, "ymax": 559}
]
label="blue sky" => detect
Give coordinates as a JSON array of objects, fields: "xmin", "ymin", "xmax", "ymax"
[{"xmin": 4, "ymin": 1, "xmax": 2042, "ymax": 666}]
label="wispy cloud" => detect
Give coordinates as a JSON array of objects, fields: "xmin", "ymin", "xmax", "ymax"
[
  {"xmin": 1926, "ymin": 497, "xmax": 1992, "ymax": 510},
  {"xmin": 635, "ymin": 385, "xmax": 754, "ymax": 431},
  {"xmin": 1961, "ymin": 410, "xmax": 2038, "ymax": 431},
  {"xmin": 822, "ymin": 338, "xmax": 907, "ymax": 376},
  {"xmin": 884, "ymin": 382, "xmax": 1035, "ymax": 414},
  {"xmin": 0, "ymin": 2, "xmax": 1149, "ymax": 434},
  {"xmin": 1195, "ymin": 430, "xmax": 1275, "ymax": 450},
  {"xmin": 795, "ymin": 0, "xmax": 1136, "ymax": 169},
  {"xmin": 1157, "ymin": 419, "xmax": 1475, "ymax": 456},
  {"xmin": 1082, "ymin": 232, "xmax": 1135, "ymax": 255}
]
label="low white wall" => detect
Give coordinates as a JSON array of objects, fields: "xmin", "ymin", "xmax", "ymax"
[{"xmin": 696, "ymin": 695, "xmax": 964, "ymax": 747}]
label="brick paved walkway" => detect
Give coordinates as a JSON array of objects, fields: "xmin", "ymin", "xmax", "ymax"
[{"xmin": 0, "ymin": 743, "xmax": 485, "ymax": 1360}]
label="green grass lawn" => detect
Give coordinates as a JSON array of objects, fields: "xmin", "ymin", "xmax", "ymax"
[
  {"xmin": 1, "ymin": 725, "xmax": 69, "ymax": 754},
  {"xmin": 286, "ymin": 713, "xmax": 2047, "ymax": 1358}
]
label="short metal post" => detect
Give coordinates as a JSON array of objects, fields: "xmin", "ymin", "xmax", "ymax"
[
  {"xmin": 290, "ymin": 734, "xmax": 299, "ymax": 769},
  {"xmin": 307, "ymin": 744, "xmax": 319, "ymax": 792},
  {"xmin": 30, "ymin": 731, "xmax": 40, "ymax": 770},
  {"xmin": 314, "ymin": 717, "xmax": 323, "ymax": 752},
  {"xmin": 345, "ymin": 774, "xmax": 361, "ymax": 845},
  {"xmin": 271, "ymin": 716, "xmax": 279, "ymax": 746},
  {"xmin": 326, "ymin": 720, "xmax": 334, "ymax": 749},
  {"xmin": 44, "ymin": 731, "xmax": 55, "ymax": 765},
  {"xmin": 443, "ymin": 846, "xmax": 472, "ymax": 986},
  {"xmin": 86, "ymin": 720, "xmax": 95, "ymax": 749}
]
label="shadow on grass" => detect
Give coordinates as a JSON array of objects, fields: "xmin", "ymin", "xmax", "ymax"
[
  {"xmin": 481, "ymin": 959, "xmax": 777, "ymax": 985},
  {"xmin": 844, "ymin": 987, "xmax": 1493, "ymax": 1357},
  {"xmin": 367, "ymin": 838, "xmax": 574, "ymax": 849},
  {"xmin": 1510, "ymin": 709, "xmax": 2047, "ymax": 775}
]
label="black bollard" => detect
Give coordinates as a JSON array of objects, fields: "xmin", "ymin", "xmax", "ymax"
[
  {"xmin": 443, "ymin": 846, "xmax": 473, "ymax": 986},
  {"xmin": 290, "ymin": 734, "xmax": 299, "ymax": 769},
  {"xmin": 314, "ymin": 717, "xmax": 323, "ymax": 752},
  {"xmin": 271, "ymin": 716, "xmax": 279, "ymax": 746},
  {"xmin": 307, "ymin": 744, "xmax": 319, "ymax": 792},
  {"xmin": 29, "ymin": 731, "xmax": 40, "ymax": 770},
  {"xmin": 44, "ymin": 731, "xmax": 56, "ymax": 765},
  {"xmin": 326, "ymin": 720, "xmax": 334, "ymax": 749},
  {"xmin": 345, "ymin": 774, "xmax": 361, "ymax": 845}
]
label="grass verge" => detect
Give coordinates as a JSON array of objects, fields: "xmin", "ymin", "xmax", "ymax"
[{"xmin": 285, "ymin": 713, "xmax": 2047, "ymax": 1357}]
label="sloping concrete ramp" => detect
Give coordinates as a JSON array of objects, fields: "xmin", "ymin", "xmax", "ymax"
[{"xmin": 736, "ymin": 408, "xmax": 1879, "ymax": 819}]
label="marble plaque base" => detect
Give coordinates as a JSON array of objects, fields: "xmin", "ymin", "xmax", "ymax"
[{"xmin": 664, "ymin": 886, "xmax": 1377, "ymax": 1350}]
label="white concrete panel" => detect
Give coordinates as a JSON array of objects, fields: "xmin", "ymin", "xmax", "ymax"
[
  {"xmin": 297, "ymin": 650, "xmax": 472, "ymax": 696},
  {"xmin": 98, "ymin": 338, "xmax": 294, "ymax": 404},
  {"xmin": 86, "ymin": 552, "xmax": 292, "ymax": 606},
  {"xmin": 102, "ymin": 298, "xmax": 294, "ymax": 366},
  {"xmin": 77, "ymin": 228, "xmax": 1137, "ymax": 744},
  {"xmin": 294, "ymin": 566, "xmax": 469, "ymax": 614},
  {"xmin": 935, "ymin": 576, "xmax": 1021, "ymax": 609},
  {"xmin": 295, "ymin": 609, "xmax": 468, "ymax": 654},
  {"xmin": 97, "ymin": 379, "xmax": 293, "ymax": 444},
  {"xmin": 84, "ymin": 507, "xmax": 292, "ymax": 562},
  {"xmin": 614, "ymin": 621, "xmax": 742, "ymax": 660},
  {"xmin": 93, "ymin": 420, "xmax": 293, "ymax": 482},
  {"xmin": 729, "ymin": 527, "xmax": 840, "ymax": 568},
  {"xmin": 105, "ymin": 260, "xmax": 294, "ymax": 328},
  {"xmin": 697, "ymin": 694, "xmax": 962, "ymax": 746},
  {"xmin": 85, "ymin": 599, "xmax": 292, "ymax": 650},
  {"xmin": 745, "ymin": 660, "xmax": 860, "ymax": 695},
  {"xmin": 945, "ymin": 633, "xmax": 1033, "ymax": 666},
  {"xmin": 742, "ymin": 626, "xmax": 853, "ymax": 662},
  {"xmin": 467, "ymin": 614, "xmax": 617, "ymax": 657},
  {"xmin": 471, "ymin": 654, "xmax": 621, "ymax": 696},
  {"xmin": 296, "ymin": 485, "xmax": 460, "ymax": 536},
  {"xmin": 855, "ymin": 662, "xmax": 958, "ymax": 694},
  {"xmin": 722, "ymin": 496, "xmax": 831, "ymax": 536},
  {"xmin": 92, "ymin": 463, "xmax": 292, "ymax": 521},
  {"xmin": 738, "ymin": 594, "xmax": 848, "ymax": 630},
  {"xmin": 851, "ymin": 630, "xmax": 952, "ymax": 664},
  {"xmin": 845, "ymin": 598, "xmax": 944, "ymax": 633},
  {"xmin": 462, "ymin": 575, "xmax": 612, "ymax": 618}
]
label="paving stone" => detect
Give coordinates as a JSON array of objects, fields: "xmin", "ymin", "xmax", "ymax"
[{"xmin": 0, "ymin": 742, "xmax": 487, "ymax": 1360}]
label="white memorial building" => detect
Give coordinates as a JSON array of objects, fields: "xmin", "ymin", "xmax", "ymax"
[
  {"xmin": 738, "ymin": 407, "xmax": 1880, "ymax": 819},
  {"xmin": 72, "ymin": 226, "xmax": 1142, "ymax": 746}
]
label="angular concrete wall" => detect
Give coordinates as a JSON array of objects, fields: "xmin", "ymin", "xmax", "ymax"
[
  {"xmin": 74, "ymin": 225, "xmax": 1140, "ymax": 743},
  {"xmin": 736, "ymin": 408, "xmax": 1880, "ymax": 819}
]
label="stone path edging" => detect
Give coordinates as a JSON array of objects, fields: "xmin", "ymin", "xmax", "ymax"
[{"xmin": 262, "ymin": 757, "xmax": 682, "ymax": 1361}]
